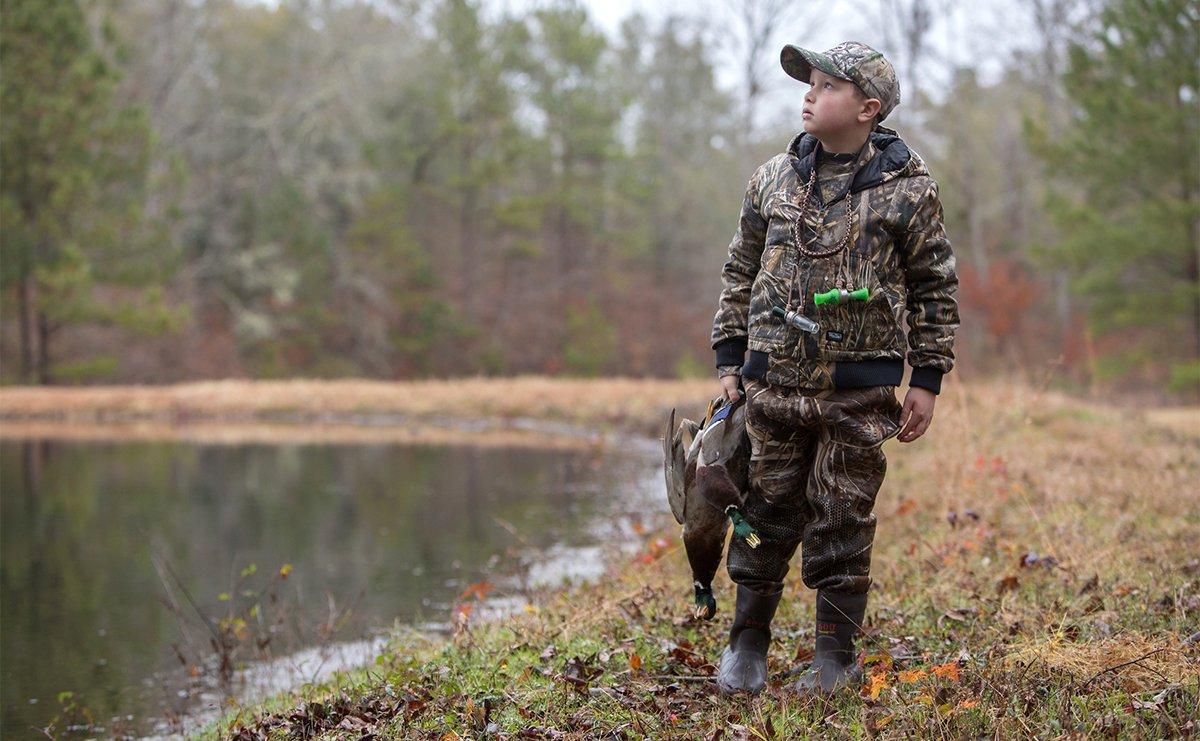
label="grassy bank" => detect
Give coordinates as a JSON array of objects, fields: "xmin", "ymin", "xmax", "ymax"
[
  {"xmin": 0, "ymin": 377, "xmax": 716, "ymax": 439},
  {"xmin": 5, "ymin": 377, "xmax": 1198, "ymax": 737}
]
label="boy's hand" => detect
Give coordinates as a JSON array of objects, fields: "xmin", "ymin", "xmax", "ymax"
[
  {"xmin": 897, "ymin": 386, "xmax": 936, "ymax": 442},
  {"xmin": 719, "ymin": 374, "xmax": 742, "ymax": 403}
]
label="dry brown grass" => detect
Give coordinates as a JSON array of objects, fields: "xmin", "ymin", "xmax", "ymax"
[
  {"xmin": 1003, "ymin": 633, "xmax": 1196, "ymax": 692},
  {"xmin": 1144, "ymin": 407, "xmax": 1200, "ymax": 439},
  {"xmin": 0, "ymin": 376, "xmax": 716, "ymax": 438}
]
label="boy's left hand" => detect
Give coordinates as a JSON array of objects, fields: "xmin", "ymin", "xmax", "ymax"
[{"xmin": 897, "ymin": 386, "xmax": 937, "ymax": 442}]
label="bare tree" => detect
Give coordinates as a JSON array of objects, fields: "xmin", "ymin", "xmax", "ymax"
[
  {"xmin": 1014, "ymin": 0, "xmax": 1103, "ymax": 116},
  {"xmin": 710, "ymin": 0, "xmax": 830, "ymax": 141},
  {"xmin": 853, "ymin": 0, "xmax": 948, "ymax": 114}
]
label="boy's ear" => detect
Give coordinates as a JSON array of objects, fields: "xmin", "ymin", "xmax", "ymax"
[{"xmin": 859, "ymin": 97, "xmax": 882, "ymax": 123}]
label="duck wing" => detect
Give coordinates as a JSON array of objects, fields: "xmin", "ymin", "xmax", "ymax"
[{"xmin": 664, "ymin": 408, "xmax": 699, "ymax": 525}]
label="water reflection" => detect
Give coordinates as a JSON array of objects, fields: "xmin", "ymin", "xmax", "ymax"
[{"xmin": 0, "ymin": 436, "xmax": 654, "ymax": 737}]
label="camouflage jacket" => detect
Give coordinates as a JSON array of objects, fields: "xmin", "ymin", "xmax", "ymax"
[{"xmin": 710, "ymin": 124, "xmax": 959, "ymax": 394}]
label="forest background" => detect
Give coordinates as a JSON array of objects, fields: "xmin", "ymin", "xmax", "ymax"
[{"xmin": 2, "ymin": 0, "xmax": 1197, "ymax": 399}]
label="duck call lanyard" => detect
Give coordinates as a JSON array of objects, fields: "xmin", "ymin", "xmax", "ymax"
[{"xmin": 785, "ymin": 145, "xmax": 865, "ymax": 312}]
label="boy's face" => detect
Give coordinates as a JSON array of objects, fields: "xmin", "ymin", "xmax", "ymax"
[{"xmin": 802, "ymin": 68, "xmax": 880, "ymax": 138}]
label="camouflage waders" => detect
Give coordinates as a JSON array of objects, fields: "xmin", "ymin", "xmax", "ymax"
[{"xmin": 725, "ymin": 376, "xmax": 903, "ymax": 597}]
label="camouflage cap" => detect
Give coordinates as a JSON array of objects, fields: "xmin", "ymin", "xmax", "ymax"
[{"xmin": 780, "ymin": 41, "xmax": 900, "ymax": 122}]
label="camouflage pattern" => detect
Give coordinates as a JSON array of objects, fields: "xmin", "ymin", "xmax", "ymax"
[
  {"xmin": 780, "ymin": 41, "xmax": 901, "ymax": 122},
  {"xmin": 725, "ymin": 377, "xmax": 903, "ymax": 596},
  {"xmin": 710, "ymin": 125, "xmax": 959, "ymax": 391}
]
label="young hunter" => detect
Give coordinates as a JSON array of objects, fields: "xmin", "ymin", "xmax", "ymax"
[{"xmin": 710, "ymin": 41, "xmax": 960, "ymax": 695}]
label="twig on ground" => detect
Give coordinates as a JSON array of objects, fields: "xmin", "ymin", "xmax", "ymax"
[{"xmin": 1078, "ymin": 647, "xmax": 1173, "ymax": 690}]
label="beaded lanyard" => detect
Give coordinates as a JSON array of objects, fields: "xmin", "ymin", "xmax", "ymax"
[
  {"xmin": 784, "ymin": 148, "xmax": 862, "ymax": 312},
  {"xmin": 791, "ymin": 163, "xmax": 855, "ymax": 259}
]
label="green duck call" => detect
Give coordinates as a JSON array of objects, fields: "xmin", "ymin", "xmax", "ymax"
[{"xmin": 813, "ymin": 286, "xmax": 870, "ymax": 306}]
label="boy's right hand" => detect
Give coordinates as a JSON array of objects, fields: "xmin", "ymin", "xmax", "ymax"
[{"xmin": 719, "ymin": 374, "xmax": 741, "ymax": 403}]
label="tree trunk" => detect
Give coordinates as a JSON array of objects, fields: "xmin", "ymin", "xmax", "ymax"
[
  {"xmin": 460, "ymin": 181, "xmax": 479, "ymax": 315},
  {"xmin": 18, "ymin": 273, "xmax": 34, "ymax": 383},
  {"xmin": 36, "ymin": 309, "xmax": 51, "ymax": 385}
]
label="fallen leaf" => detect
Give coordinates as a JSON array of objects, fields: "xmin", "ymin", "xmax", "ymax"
[
  {"xmin": 931, "ymin": 662, "xmax": 961, "ymax": 681},
  {"xmin": 898, "ymin": 669, "xmax": 927, "ymax": 684},
  {"xmin": 862, "ymin": 652, "xmax": 894, "ymax": 670},
  {"xmin": 464, "ymin": 696, "xmax": 493, "ymax": 732},
  {"xmin": 937, "ymin": 607, "xmax": 977, "ymax": 628},
  {"xmin": 558, "ymin": 655, "xmax": 604, "ymax": 694},
  {"xmin": 865, "ymin": 672, "xmax": 890, "ymax": 700}
]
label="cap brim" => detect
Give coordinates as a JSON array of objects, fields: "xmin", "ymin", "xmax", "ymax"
[{"xmin": 780, "ymin": 45, "xmax": 849, "ymax": 84}]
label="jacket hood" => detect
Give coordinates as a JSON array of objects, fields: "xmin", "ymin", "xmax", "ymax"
[{"xmin": 786, "ymin": 123, "xmax": 925, "ymax": 194}]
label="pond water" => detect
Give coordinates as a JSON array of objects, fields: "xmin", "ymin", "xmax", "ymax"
[{"xmin": 0, "ymin": 433, "xmax": 661, "ymax": 737}]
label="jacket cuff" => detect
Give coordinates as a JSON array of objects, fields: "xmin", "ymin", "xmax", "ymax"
[
  {"xmin": 909, "ymin": 366, "xmax": 944, "ymax": 395},
  {"xmin": 714, "ymin": 337, "xmax": 748, "ymax": 367}
]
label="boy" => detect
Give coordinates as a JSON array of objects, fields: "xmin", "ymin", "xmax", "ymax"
[{"xmin": 709, "ymin": 41, "xmax": 959, "ymax": 695}]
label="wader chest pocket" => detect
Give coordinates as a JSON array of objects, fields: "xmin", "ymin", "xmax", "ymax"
[{"xmin": 812, "ymin": 252, "xmax": 896, "ymax": 356}]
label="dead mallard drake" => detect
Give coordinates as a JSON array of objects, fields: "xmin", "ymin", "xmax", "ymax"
[{"xmin": 663, "ymin": 392, "xmax": 758, "ymax": 620}]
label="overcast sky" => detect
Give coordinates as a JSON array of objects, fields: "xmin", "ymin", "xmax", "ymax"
[
  {"xmin": 499, "ymin": 0, "xmax": 1049, "ymax": 129},
  {"xmin": 245, "ymin": 0, "xmax": 1062, "ymax": 134}
]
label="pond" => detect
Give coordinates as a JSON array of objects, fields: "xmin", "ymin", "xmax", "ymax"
[{"xmin": 0, "ymin": 432, "xmax": 661, "ymax": 737}]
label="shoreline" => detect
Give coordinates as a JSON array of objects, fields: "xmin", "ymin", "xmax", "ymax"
[
  {"xmin": 0, "ymin": 418, "xmax": 612, "ymax": 450},
  {"xmin": 0, "ymin": 376, "xmax": 720, "ymax": 441}
]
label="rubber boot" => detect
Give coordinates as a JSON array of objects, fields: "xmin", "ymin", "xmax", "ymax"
[
  {"xmin": 788, "ymin": 589, "xmax": 868, "ymax": 694},
  {"xmin": 716, "ymin": 584, "xmax": 783, "ymax": 695}
]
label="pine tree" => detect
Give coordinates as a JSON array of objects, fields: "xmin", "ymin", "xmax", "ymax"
[
  {"xmin": 1, "ymin": 0, "xmax": 176, "ymax": 383},
  {"xmin": 1026, "ymin": 0, "xmax": 1200, "ymax": 391}
]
